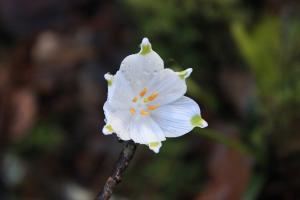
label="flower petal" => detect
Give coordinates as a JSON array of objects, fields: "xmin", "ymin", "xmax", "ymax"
[
  {"xmin": 145, "ymin": 69, "xmax": 187, "ymax": 105},
  {"xmin": 191, "ymin": 115, "xmax": 208, "ymax": 128},
  {"xmin": 102, "ymin": 124, "xmax": 114, "ymax": 135},
  {"xmin": 103, "ymin": 102, "xmax": 131, "ymax": 140},
  {"xmin": 129, "ymin": 116, "xmax": 165, "ymax": 144},
  {"xmin": 104, "ymin": 73, "xmax": 114, "ymax": 101},
  {"xmin": 119, "ymin": 38, "xmax": 164, "ymax": 91},
  {"xmin": 148, "ymin": 142, "xmax": 162, "ymax": 153},
  {"xmin": 107, "ymin": 71, "xmax": 135, "ymax": 109},
  {"xmin": 151, "ymin": 96, "xmax": 207, "ymax": 138},
  {"xmin": 104, "ymin": 73, "xmax": 113, "ymax": 86},
  {"xmin": 177, "ymin": 68, "xmax": 193, "ymax": 79}
]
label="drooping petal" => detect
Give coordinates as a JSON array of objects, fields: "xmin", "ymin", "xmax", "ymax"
[
  {"xmin": 103, "ymin": 102, "xmax": 131, "ymax": 140},
  {"xmin": 145, "ymin": 69, "xmax": 187, "ymax": 105},
  {"xmin": 107, "ymin": 71, "xmax": 135, "ymax": 109},
  {"xmin": 119, "ymin": 38, "xmax": 164, "ymax": 91},
  {"xmin": 151, "ymin": 96, "xmax": 207, "ymax": 138},
  {"xmin": 129, "ymin": 116, "xmax": 165, "ymax": 144},
  {"xmin": 148, "ymin": 142, "xmax": 162, "ymax": 153}
]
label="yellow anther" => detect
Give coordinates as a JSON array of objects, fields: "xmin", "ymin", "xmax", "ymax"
[
  {"xmin": 132, "ymin": 96, "xmax": 138, "ymax": 103},
  {"xmin": 130, "ymin": 108, "xmax": 136, "ymax": 115},
  {"xmin": 147, "ymin": 104, "xmax": 160, "ymax": 111},
  {"xmin": 139, "ymin": 88, "xmax": 148, "ymax": 97},
  {"xmin": 144, "ymin": 92, "xmax": 158, "ymax": 102},
  {"xmin": 140, "ymin": 109, "xmax": 150, "ymax": 116}
]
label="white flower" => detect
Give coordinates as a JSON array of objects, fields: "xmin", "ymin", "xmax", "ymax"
[{"xmin": 102, "ymin": 38, "xmax": 208, "ymax": 153}]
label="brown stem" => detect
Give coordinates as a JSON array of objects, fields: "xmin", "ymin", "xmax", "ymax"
[{"xmin": 95, "ymin": 140, "xmax": 137, "ymax": 200}]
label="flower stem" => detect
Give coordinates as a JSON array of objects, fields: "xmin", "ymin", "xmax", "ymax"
[{"xmin": 95, "ymin": 140, "xmax": 137, "ymax": 200}]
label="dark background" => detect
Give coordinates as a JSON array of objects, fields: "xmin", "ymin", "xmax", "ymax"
[{"xmin": 0, "ymin": 0, "xmax": 299, "ymax": 199}]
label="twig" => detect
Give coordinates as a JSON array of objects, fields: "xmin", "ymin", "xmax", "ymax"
[{"xmin": 95, "ymin": 140, "xmax": 138, "ymax": 200}]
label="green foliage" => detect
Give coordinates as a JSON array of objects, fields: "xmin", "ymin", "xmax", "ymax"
[
  {"xmin": 187, "ymin": 78, "xmax": 219, "ymax": 110},
  {"xmin": 232, "ymin": 13, "xmax": 300, "ymax": 199},
  {"xmin": 232, "ymin": 17, "xmax": 281, "ymax": 108},
  {"xmin": 232, "ymin": 14, "xmax": 300, "ymax": 150},
  {"xmin": 243, "ymin": 174, "xmax": 265, "ymax": 200},
  {"xmin": 124, "ymin": 0, "xmax": 241, "ymax": 66},
  {"xmin": 15, "ymin": 123, "xmax": 64, "ymax": 155}
]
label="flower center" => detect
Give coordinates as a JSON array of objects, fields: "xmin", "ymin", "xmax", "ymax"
[{"xmin": 130, "ymin": 87, "xmax": 160, "ymax": 116}]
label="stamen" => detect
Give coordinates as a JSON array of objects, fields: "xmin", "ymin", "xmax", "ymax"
[
  {"xmin": 144, "ymin": 92, "xmax": 158, "ymax": 102},
  {"xmin": 132, "ymin": 96, "xmax": 138, "ymax": 103},
  {"xmin": 139, "ymin": 88, "xmax": 148, "ymax": 97},
  {"xmin": 130, "ymin": 108, "xmax": 136, "ymax": 115},
  {"xmin": 140, "ymin": 109, "xmax": 150, "ymax": 116},
  {"xmin": 147, "ymin": 104, "xmax": 160, "ymax": 111}
]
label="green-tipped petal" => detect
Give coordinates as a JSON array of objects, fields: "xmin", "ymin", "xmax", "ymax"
[
  {"xmin": 148, "ymin": 142, "xmax": 162, "ymax": 153},
  {"xmin": 191, "ymin": 115, "xmax": 208, "ymax": 128},
  {"xmin": 139, "ymin": 37, "xmax": 152, "ymax": 55},
  {"xmin": 103, "ymin": 124, "xmax": 114, "ymax": 135},
  {"xmin": 177, "ymin": 68, "xmax": 193, "ymax": 79},
  {"xmin": 104, "ymin": 73, "xmax": 114, "ymax": 86},
  {"xmin": 119, "ymin": 37, "xmax": 164, "ymax": 91}
]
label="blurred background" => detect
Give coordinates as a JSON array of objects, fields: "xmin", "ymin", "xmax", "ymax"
[{"xmin": 0, "ymin": 0, "xmax": 299, "ymax": 199}]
